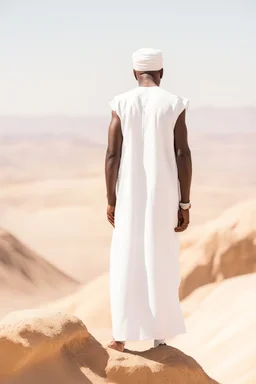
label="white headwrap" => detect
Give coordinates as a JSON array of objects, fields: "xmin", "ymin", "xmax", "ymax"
[{"xmin": 132, "ymin": 48, "xmax": 163, "ymax": 71}]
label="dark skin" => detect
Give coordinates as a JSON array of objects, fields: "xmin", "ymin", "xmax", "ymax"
[
  {"xmin": 105, "ymin": 70, "xmax": 192, "ymax": 232},
  {"xmin": 105, "ymin": 110, "xmax": 122, "ymax": 226},
  {"xmin": 133, "ymin": 69, "xmax": 163, "ymax": 86},
  {"xmin": 174, "ymin": 109, "xmax": 192, "ymax": 232}
]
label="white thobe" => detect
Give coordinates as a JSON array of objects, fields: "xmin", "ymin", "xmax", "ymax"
[{"xmin": 109, "ymin": 87, "xmax": 189, "ymax": 341}]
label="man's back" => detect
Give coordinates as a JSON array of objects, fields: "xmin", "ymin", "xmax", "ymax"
[
  {"xmin": 111, "ymin": 87, "xmax": 188, "ymax": 135},
  {"xmin": 110, "ymin": 87, "xmax": 189, "ymax": 191}
]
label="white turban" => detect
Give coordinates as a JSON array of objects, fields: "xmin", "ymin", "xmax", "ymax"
[{"xmin": 132, "ymin": 48, "xmax": 163, "ymax": 71}]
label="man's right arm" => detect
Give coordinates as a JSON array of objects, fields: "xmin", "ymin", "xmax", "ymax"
[{"xmin": 174, "ymin": 109, "xmax": 192, "ymax": 203}]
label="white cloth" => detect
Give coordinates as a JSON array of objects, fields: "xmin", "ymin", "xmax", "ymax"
[
  {"xmin": 132, "ymin": 48, "xmax": 163, "ymax": 71},
  {"xmin": 154, "ymin": 339, "xmax": 165, "ymax": 347},
  {"xmin": 109, "ymin": 87, "xmax": 189, "ymax": 341}
]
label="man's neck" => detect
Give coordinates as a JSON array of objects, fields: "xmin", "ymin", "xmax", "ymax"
[
  {"xmin": 138, "ymin": 81, "xmax": 158, "ymax": 87},
  {"xmin": 137, "ymin": 74, "xmax": 159, "ymax": 87}
]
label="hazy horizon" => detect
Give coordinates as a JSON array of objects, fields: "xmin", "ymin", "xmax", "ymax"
[
  {"xmin": 0, "ymin": 107, "xmax": 255, "ymax": 142},
  {"xmin": 1, "ymin": 104, "xmax": 256, "ymax": 118}
]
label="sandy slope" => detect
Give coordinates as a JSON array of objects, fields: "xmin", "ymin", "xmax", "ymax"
[
  {"xmin": 1, "ymin": 174, "xmax": 255, "ymax": 285},
  {"xmin": 0, "ymin": 201, "xmax": 255, "ymax": 383},
  {"xmin": 46, "ymin": 273, "xmax": 111, "ymax": 329},
  {"xmin": 173, "ymin": 273, "xmax": 256, "ymax": 384},
  {"xmin": 1, "ymin": 132, "xmax": 256, "ymax": 283},
  {"xmin": 0, "ymin": 310, "xmax": 218, "ymax": 384},
  {"xmin": 4, "ymin": 197, "xmax": 254, "ymax": 322},
  {"xmin": 47, "ymin": 274, "xmax": 256, "ymax": 384},
  {"xmin": 48, "ymin": 200, "xmax": 256, "ymax": 330},
  {"xmin": 0, "ymin": 229, "xmax": 79, "ymax": 317},
  {"xmin": 0, "ymin": 176, "xmax": 112, "ymax": 283},
  {"xmin": 179, "ymin": 199, "xmax": 256, "ymax": 299}
]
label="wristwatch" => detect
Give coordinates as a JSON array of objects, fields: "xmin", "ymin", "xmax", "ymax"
[{"xmin": 179, "ymin": 201, "xmax": 191, "ymax": 210}]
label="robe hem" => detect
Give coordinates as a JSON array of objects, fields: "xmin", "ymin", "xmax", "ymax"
[{"xmin": 112, "ymin": 329, "xmax": 186, "ymax": 342}]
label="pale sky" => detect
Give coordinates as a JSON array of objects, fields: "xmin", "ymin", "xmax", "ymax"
[{"xmin": 0, "ymin": 0, "xmax": 255, "ymax": 115}]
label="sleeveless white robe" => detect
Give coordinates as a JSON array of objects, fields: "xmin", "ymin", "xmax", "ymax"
[{"xmin": 109, "ymin": 87, "xmax": 189, "ymax": 341}]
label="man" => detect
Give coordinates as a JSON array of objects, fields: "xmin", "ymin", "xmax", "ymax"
[{"xmin": 105, "ymin": 48, "xmax": 192, "ymax": 352}]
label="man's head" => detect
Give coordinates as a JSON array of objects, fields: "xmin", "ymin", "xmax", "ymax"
[{"xmin": 132, "ymin": 48, "xmax": 163, "ymax": 85}]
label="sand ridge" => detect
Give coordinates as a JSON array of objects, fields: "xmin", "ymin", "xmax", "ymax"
[
  {"xmin": 0, "ymin": 229, "xmax": 79, "ymax": 317},
  {"xmin": 179, "ymin": 199, "xmax": 256, "ymax": 299},
  {"xmin": 173, "ymin": 273, "xmax": 256, "ymax": 384}
]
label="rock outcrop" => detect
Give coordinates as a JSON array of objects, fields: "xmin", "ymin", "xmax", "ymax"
[
  {"xmin": 0, "ymin": 309, "xmax": 218, "ymax": 384},
  {"xmin": 0, "ymin": 310, "xmax": 88, "ymax": 378}
]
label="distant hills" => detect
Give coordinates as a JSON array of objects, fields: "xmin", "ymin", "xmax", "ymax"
[
  {"xmin": 0, "ymin": 107, "xmax": 255, "ymax": 189},
  {"xmin": 0, "ymin": 107, "xmax": 255, "ymax": 145},
  {"xmin": 188, "ymin": 106, "xmax": 256, "ymax": 134},
  {"xmin": 0, "ymin": 116, "xmax": 108, "ymax": 145}
]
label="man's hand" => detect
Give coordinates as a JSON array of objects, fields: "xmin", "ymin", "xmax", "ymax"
[
  {"xmin": 174, "ymin": 208, "xmax": 190, "ymax": 232},
  {"xmin": 107, "ymin": 205, "xmax": 115, "ymax": 227}
]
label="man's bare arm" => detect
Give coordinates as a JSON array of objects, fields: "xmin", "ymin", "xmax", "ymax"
[
  {"xmin": 174, "ymin": 109, "xmax": 192, "ymax": 203},
  {"xmin": 105, "ymin": 111, "xmax": 123, "ymax": 207}
]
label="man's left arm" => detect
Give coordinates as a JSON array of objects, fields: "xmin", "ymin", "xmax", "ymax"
[{"xmin": 105, "ymin": 111, "xmax": 123, "ymax": 226}]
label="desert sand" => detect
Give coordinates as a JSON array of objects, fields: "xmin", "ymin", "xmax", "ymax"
[
  {"xmin": 0, "ymin": 127, "xmax": 256, "ymax": 283},
  {"xmin": 179, "ymin": 199, "xmax": 256, "ymax": 299},
  {"xmin": 174, "ymin": 273, "xmax": 256, "ymax": 384},
  {"xmin": 0, "ymin": 229, "xmax": 79, "ymax": 317},
  {"xmin": 0, "ymin": 275, "xmax": 255, "ymax": 383},
  {"xmin": 0, "ymin": 120, "xmax": 255, "ymax": 383},
  {"xmin": 0, "ymin": 310, "xmax": 218, "ymax": 384},
  {"xmin": 45, "ymin": 200, "xmax": 256, "ymax": 331},
  {"xmin": 0, "ymin": 201, "xmax": 255, "ymax": 383}
]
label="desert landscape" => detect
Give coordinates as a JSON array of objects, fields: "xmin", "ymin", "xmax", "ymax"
[{"xmin": 0, "ymin": 108, "xmax": 256, "ymax": 383}]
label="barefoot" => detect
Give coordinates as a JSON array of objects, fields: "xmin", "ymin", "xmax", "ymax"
[{"xmin": 108, "ymin": 340, "xmax": 125, "ymax": 352}]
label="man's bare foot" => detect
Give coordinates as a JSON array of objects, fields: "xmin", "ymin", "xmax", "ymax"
[{"xmin": 108, "ymin": 340, "xmax": 125, "ymax": 352}]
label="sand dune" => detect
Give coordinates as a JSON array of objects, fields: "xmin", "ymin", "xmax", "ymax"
[
  {"xmin": 4, "ymin": 197, "xmax": 254, "ymax": 322},
  {"xmin": 46, "ymin": 273, "xmax": 256, "ymax": 382},
  {"xmin": 47, "ymin": 273, "xmax": 111, "ymax": 329},
  {"xmin": 52, "ymin": 274, "xmax": 256, "ymax": 383},
  {"xmin": 179, "ymin": 199, "xmax": 256, "ymax": 299},
  {"xmin": 181, "ymin": 282, "xmax": 216, "ymax": 317},
  {"xmin": 0, "ymin": 201, "xmax": 255, "ymax": 383},
  {"xmin": 0, "ymin": 310, "xmax": 218, "ymax": 384},
  {"xmin": 1, "ymin": 130, "xmax": 256, "ymax": 283},
  {"xmin": 49, "ymin": 200, "xmax": 256, "ymax": 330},
  {"xmin": 0, "ymin": 229, "xmax": 79, "ymax": 317},
  {"xmin": 174, "ymin": 273, "xmax": 256, "ymax": 384},
  {"xmin": 0, "ymin": 175, "xmax": 112, "ymax": 283}
]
